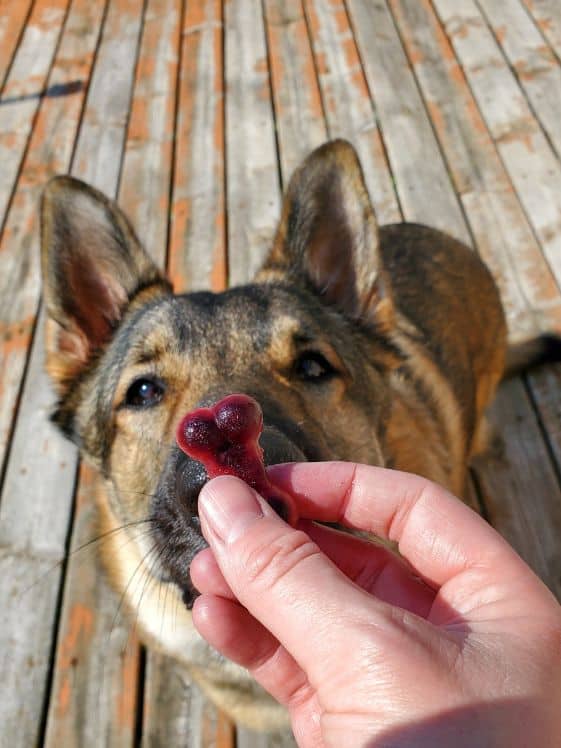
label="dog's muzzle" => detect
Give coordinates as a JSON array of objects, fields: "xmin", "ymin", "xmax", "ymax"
[{"xmin": 149, "ymin": 421, "xmax": 308, "ymax": 608}]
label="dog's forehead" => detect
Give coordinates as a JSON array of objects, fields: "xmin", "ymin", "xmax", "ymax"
[{"xmin": 127, "ymin": 285, "xmax": 322, "ymax": 351}]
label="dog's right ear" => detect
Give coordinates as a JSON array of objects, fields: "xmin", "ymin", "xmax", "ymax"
[{"xmin": 41, "ymin": 176, "xmax": 171, "ymax": 392}]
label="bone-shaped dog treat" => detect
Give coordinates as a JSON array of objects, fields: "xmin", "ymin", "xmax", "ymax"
[{"xmin": 176, "ymin": 394, "xmax": 298, "ymax": 525}]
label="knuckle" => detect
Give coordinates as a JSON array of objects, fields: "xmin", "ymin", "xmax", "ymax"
[{"xmin": 240, "ymin": 529, "xmax": 321, "ymax": 593}]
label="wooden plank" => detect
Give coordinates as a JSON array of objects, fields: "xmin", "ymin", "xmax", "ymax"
[
  {"xmin": 119, "ymin": 0, "xmax": 181, "ymax": 265},
  {"xmin": 0, "ymin": 552, "xmax": 63, "ymax": 747},
  {"xmin": 526, "ymin": 362, "xmax": 561, "ymax": 479},
  {"xmin": 303, "ymin": 0, "xmax": 401, "ymax": 224},
  {"xmin": 141, "ymin": 654, "xmax": 194, "ymax": 747},
  {"xmin": 263, "ymin": 0, "xmax": 326, "ymax": 182},
  {"xmin": 0, "ymin": 313, "xmax": 77, "ymax": 556},
  {"xmin": 0, "ymin": 0, "xmax": 106, "ymax": 475},
  {"xmin": 479, "ymin": 0, "xmax": 561, "ymax": 160},
  {"xmin": 224, "ymin": 0, "xmax": 280, "ymax": 285},
  {"xmin": 477, "ymin": 380, "xmax": 561, "ymax": 597},
  {"xmin": 0, "ymin": 0, "xmax": 69, "ymax": 231},
  {"xmin": 0, "ymin": 0, "xmax": 34, "ymax": 91},
  {"xmin": 346, "ymin": 0, "xmax": 469, "ymax": 243},
  {"xmin": 433, "ymin": 0, "xmax": 561, "ymax": 291},
  {"xmin": 388, "ymin": 0, "xmax": 561, "ymax": 340},
  {"xmin": 388, "ymin": 0, "xmax": 561, "ymax": 596},
  {"xmin": 41, "ymin": 1, "xmax": 146, "ymax": 745},
  {"xmin": 44, "ymin": 466, "xmax": 141, "ymax": 748},
  {"xmin": 0, "ymin": 2, "xmax": 107, "ymax": 745},
  {"xmin": 522, "ymin": 0, "xmax": 561, "ymax": 58},
  {"xmin": 168, "ymin": 0, "xmax": 226, "ymax": 293}
]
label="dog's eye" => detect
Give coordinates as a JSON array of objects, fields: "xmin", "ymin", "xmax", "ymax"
[
  {"xmin": 294, "ymin": 352, "xmax": 336, "ymax": 382},
  {"xmin": 124, "ymin": 378, "xmax": 165, "ymax": 408}
]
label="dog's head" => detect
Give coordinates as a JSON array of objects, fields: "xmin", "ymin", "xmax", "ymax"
[{"xmin": 41, "ymin": 140, "xmax": 398, "ymax": 607}]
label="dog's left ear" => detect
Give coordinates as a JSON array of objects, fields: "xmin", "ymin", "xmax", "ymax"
[
  {"xmin": 257, "ymin": 139, "xmax": 393, "ymax": 327},
  {"xmin": 41, "ymin": 176, "xmax": 171, "ymax": 391}
]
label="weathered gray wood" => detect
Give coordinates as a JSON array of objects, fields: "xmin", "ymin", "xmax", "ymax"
[
  {"xmin": 0, "ymin": 310, "xmax": 77, "ymax": 556},
  {"xmin": 0, "ymin": 0, "xmax": 69, "ymax": 229},
  {"xmin": 522, "ymin": 0, "xmax": 561, "ymax": 58},
  {"xmin": 0, "ymin": 0, "xmax": 106, "ymax": 474},
  {"xmin": 479, "ymin": 0, "xmax": 561, "ymax": 160},
  {"xmin": 225, "ymin": 0, "xmax": 281, "ymax": 284},
  {"xmin": 434, "ymin": 0, "xmax": 561, "ymax": 289},
  {"xmin": 0, "ymin": 0, "xmax": 33, "ymax": 90},
  {"xmin": 0, "ymin": 551, "xmax": 63, "ymax": 747},
  {"xmin": 525, "ymin": 361, "xmax": 561, "ymax": 479},
  {"xmin": 263, "ymin": 0, "xmax": 326, "ymax": 183},
  {"xmin": 304, "ymin": 0, "xmax": 401, "ymax": 224},
  {"xmin": 346, "ymin": 0, "xmax": 470, "ymax": 244},
  {"xmin": 42, "ymin": 0, "xmax": 147, "ymax": 744},
  {"xmin": 141, "ymin": 654, "xmax": 194, "ymax": 747},
  {"xmin": 477, "ymin": 379, "xmax": 561, "ymax": 598}
]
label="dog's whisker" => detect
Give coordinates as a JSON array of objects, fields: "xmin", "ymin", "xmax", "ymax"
[
  {"xmin": 17, "ymin": 519, "xmax": 154, "ymax": 600},
  {"xmin": 108, "ymin": 538, "xmax": 162, "ymax": 639}
]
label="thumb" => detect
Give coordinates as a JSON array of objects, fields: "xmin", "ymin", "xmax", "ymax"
[{"xmin": 198, "ymin": 475, "xmax": 393, "ymax": 684}]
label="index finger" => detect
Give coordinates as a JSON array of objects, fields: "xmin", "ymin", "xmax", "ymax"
[{"xmin": 267, "ymin": 462, "xmax": 529, "ymax": 590}]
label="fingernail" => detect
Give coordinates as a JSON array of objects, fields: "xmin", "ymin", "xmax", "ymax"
[{"xmin": 199, "ymin": 476, "xmax": 264, "ymax": 544}]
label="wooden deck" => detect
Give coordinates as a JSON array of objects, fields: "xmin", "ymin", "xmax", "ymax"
[{"xmin": 1, "ymin": 0, "xmax": 561, "ymax": 745}]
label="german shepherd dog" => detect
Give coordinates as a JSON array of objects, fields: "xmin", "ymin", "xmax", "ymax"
[{"xmin": 41, "ymin": 140, "xmax": 518, "ymax": 730}]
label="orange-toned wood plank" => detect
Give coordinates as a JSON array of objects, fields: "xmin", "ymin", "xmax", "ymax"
[
  {"xmin": 44, "ymin": 466, "xmax": 141, "ymax": 748},
  {"xmin": 389, "ymin": 0, "xmax": 561, "ymax": 340},
  {"xmin": 0, "ymin": 0, "xmax": 69, "ymax": 229},
  {"xmin": 224, "ymin": 0, "xmax": 280, "ymax": 285},
  {"xmin": 0, "ymin": 0, "xmax": 33, "ymax": 90},
  {"xmin": 119, "ymin": 0, "xmax": 182, "ymax": 267},
  {"xmin": 168, "ymin": 0, "xmax": 226, "ymax": 293},
  {"xmin": 303, "ymin": 0, "xmax": 400, "ymax": 224},
  {"xmin": 263, "ymin": 0, "xmax": 326, "ymax": 183},
  {"xmin": 0, "ymin": 0, "xmax": 106, "ymax": 471}
]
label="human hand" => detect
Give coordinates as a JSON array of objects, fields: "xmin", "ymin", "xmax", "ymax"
[{"xmin": 190, "ymin": 463, "xmax": 561, "ymax": 747}]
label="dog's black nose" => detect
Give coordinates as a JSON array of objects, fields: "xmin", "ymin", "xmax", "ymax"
[{"xmin": 175, "ymin": 450, "xmax": 208, "ymax": 516}]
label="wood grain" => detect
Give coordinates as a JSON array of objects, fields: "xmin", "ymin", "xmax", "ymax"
[{"xmin": 224, "ymin": 0, "xmax": 280, "ymax": 285}]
